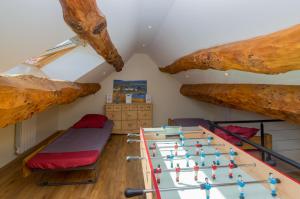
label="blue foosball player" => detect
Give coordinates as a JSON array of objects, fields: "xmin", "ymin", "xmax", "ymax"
[
  {"xmin": 229, "ymin": 148, "xmax": 236, "ymax": 163},
  {"xmin": 207, "ymin": 136, "xmax": 213, "ymax": 145},
  {"xmin": 185, "ymin": 150, "xmax": 191, "ymax": 167},
  {"xmin": 167, "ymin": 151, "xmax": 175, "ymax": 168},
  {"xmin": 237, "ymin": 175, "xmax": 246, "ymax": 199},
  {"xmin": 215, "ymin": 148, "xmax": 221, "ymax": 165},
  {"xmin": 268, "ymin": 172, "xmax": 277, "ymax": 197},
  {"xmin": 179, "ymin": 134, "xmax": 185, "ymax": 146},
  {"xmin": 200, "ymin": 148, "xmax": 206, "ymax": 166},
  {"xmin": 201, "ymin": 177, "xmax": 212, "ymax": 199}
]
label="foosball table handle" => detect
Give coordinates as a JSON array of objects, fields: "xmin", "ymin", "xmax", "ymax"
[{"xmin": 124, "ymin": 188, "xmax": 148, "ymax": 198}]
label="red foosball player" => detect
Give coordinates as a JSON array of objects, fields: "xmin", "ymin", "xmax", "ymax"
[
  {"xmin": 228, "ymin": 160, "xmax": 235, "ymax": 179},
  {"xmin": 154, "ymin": 164, "xmax": 162, "ymax": 184},
  {"xmin": 149, "ymin": 143, "xmax": 156, "ymax": 157},
  {"xmin": 175, "ymin": 163, "xmax": 181, "ymax": 182},
  {"xmin": 194, "ymin": 162, "xmax": 200, "ymax": 181},
  {"xmin": 174, "ymin": 142, "xmax": 179, "ymax": 156},
  {"xmin": 195, "ymin": 141, "xmax": 202, "ymax": 156},
  {"xmin": 211, "ymin": 161, "xmax": 217, "ymax": 180}
]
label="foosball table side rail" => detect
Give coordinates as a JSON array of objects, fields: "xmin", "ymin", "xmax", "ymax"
[
  {"xmin": 196, "ymin": 125, "xmax": 300, "ymax": 199},
  {"xmin": 140, "ymin": 128, "xmax": 161, "ymax": 199}
]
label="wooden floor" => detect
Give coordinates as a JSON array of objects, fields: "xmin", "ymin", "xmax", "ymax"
[
  {"xmin": 0, "ymin": 135, "xmax": 145, "ymax": 199},
  {"xmin": 0, "ymin": 135, "xmax": 299, "ymax": 199}
]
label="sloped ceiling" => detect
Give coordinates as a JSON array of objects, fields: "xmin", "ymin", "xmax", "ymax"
[
  {"xmin": 0, "ymin": 0, "xmax": 73, "ymax": 72},
  {"xmin": 1, "ymin": 0, "xmax": 300, "ymax": 84}
]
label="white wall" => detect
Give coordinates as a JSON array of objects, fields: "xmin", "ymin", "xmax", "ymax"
[
  {"xmin": 0, "ymin": 106, "xmax": 59, "ymax": 168},
  {"xmin": 58, "ymin": 53, "xmax": 221, "ymax": 129}
]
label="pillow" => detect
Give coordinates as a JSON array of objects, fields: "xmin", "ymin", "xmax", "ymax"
[
  {"xmin": 73, "ymin": 114, "xmax": 108, "ymax": 128},
  {"xmin": 214, "ymin": 125, "xmax": 259, "ymax": 145}
]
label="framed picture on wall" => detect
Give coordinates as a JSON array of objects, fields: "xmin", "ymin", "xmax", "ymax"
[{"xmin": 113, "ymin": 80, "xmax": 147, "ymax": 103}]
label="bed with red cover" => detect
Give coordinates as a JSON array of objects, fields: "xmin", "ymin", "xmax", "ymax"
[{"xmin": 26, "ymin": 114, "xmax": 113, "ymax": 185}]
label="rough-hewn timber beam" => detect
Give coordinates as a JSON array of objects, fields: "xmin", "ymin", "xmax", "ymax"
[
  {"xmin": 59, "ymin": 0, "xmax": 124, "ymax": 71},
  {"xmin": 0, "ymin": 75, "xmax": 100, "ymax": 127},
  {"xmin": 180, "ymin": 84, "xmax": 300, "ymax": 124},
  {"xmin": 161, "ymin": 24, "xmax": 300, "ymax": 74}
]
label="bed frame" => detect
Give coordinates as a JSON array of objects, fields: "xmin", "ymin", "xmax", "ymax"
[
  {"xmin": 23, "ymin": 131, "xmax": 110, "ymax": 186},
  {"xmin": 31, "ymin": 158, "xmax": 100, "ymax": 186}
]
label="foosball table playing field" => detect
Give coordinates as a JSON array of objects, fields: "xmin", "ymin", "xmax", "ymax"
[{"xmin": 125, "ymin": 126, "xmax": 299, "ymax": 199}]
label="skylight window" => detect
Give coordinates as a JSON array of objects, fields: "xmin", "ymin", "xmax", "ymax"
[{"xmin": 24, "ymin": 36, "xmax": 81, "ymax": 68}]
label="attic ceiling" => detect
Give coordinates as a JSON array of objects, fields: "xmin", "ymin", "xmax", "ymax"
[{"xmin": 0, "ymin": 0, "xmax": 300, "ymax": 83}]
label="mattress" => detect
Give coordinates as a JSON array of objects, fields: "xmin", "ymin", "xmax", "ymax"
[{"xmin": 27, "ymin": 120, "xmax": 113, "ymax": 170}]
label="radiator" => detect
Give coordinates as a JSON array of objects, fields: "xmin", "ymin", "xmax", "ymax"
[{"xmin": 15, "ymin": 115, "xmax": 37, "ymax": 154}]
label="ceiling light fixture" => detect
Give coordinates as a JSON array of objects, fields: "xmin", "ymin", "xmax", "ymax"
[
  {"xmin": 148, "ymin": 25, "xmax": 152, "ymax": 29},
  {"xmin": 224, "ymin": 72, "xmax": 229, "ymax": 76}
]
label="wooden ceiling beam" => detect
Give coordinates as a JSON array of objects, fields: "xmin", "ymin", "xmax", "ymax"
[
  {"xmin": 180, "ymin": 84, "xmax": 300, "ymax": 124},
  {"xmin": 161, "ymin": 24, "xmax": 300, "ymax": 74},
  {"xmin": 0, "ymin": 75, "xmax": 100, "ymax": 127},
  {"xmin": 59, "ymin": 0, "xmax": 124, "ymax": 72}
]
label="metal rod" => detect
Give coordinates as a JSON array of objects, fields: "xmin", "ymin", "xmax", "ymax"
[
  {"xmin": 127, "ymin": 133, "xmax": 140, "ymax": 137},
  {"xmin": 151, "ymin": 152, "xmax": 235, "ymax": 160},
  {"xmin": 127, "ymin": 138, "xmax": 210, "ymax": 143},
  {"xmin": 125, "ymin": 179, "xmax": 275, "ymax": 197},
  {"xmin": 208, "ymin": 121, "xmax": 300, "ymax": 169},
  {"xmin": 156, "ymin": 143, "xmax": 224, "ymax": 148},
  {"xmin": 161, "ymin": 163, "xmax": 255, "ymax": 172}
]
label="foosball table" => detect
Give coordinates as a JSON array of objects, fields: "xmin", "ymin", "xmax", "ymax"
[{"xmin": 125, "ymin": 126, "xmax": 299, "ymax": 199}]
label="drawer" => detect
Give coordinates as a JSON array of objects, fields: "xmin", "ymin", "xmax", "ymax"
[
  {"xmin": 130, "ymin": 104, "xmax": 138, "ymax": 110},
  {"xmin": 138, "ymin": 120, "xmax": 152, "ymax": 128},
  {"xmin": 122, "ymin": 120, "xmax": 137, "ymax": 130},
  {"xmin": 122, "ymin": 111, "xmax": 137, "ymax": 120},
  {"xmin": 113, "ymin": 120, "xmax": 122, "ymax": 130},
  {"xmin": 138, "ymin": 104, "xmax": 152, "ymax": 111},
  {"xmin": 138, "ymin": 111, "xmax": 152, "ymax": 120},
  {"xmin": 113, "ymin": 104, "xmax": 122, "ymax": 111},
  {"xmin": 105, "ymin": 104, "xmax": 114, "ymax": 112},
  {"xmin": 122, "ymin": 104, "xmax": 131, "ymax": 111},
  {"xmin": 106, "ymin": 111, "xmax": 122, "ymax": 120}
]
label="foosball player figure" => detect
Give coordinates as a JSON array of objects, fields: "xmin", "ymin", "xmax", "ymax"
[
  {"xmin": 237, "ymin": 175, "xmax": 246, "ymax": 199},
  {"xmin": 185, "ymin": 150, "xmax": 191, "ymax": 167},
  {"xmin": 175, "ymin": 163, "xmax": 181, "ymax": 182},
  {"xmin": 154, "ymin": 164, "xmax": 162, "ymax": 184},
  {"xmin": 195, "ymin": 141, "xmax": 202, "ymax": 155},
  {"xmin": 215, "ymin": 148, "xmax": 221, "ymax": 165},
  {"xmin": 174, "ymin": 142, "xmax": 179, "ymax": 156},
  {"xmin": 179, "ymin": 134, "xmax": 186, "ymax": 146},
  {"xmin": 268, "ymin": 172, "xmax": 277, "ymax": 197},
  {"xmin": 228, "ymin": 160, "xmax": 235, "ymax": 179},
  {"xmin": 194, "ymin": 162, "xmax": 200, "ymax": 181},
  {"xmin": 200, "ymin": 148, "xmax": 206, "ymax": 166},
  {"xmin": 149, "ymin": 143, "xmax": 156, "ymax": 157},
  {"xmin": 211, "ymin": 161, "xmax": 217, "ymax": 180},
  {"xmin": 207, "ymin": 136, "xmax": 213, "ymax": 145},
  {"xmin": 201, "ymin": 177, "xmax": 212, "ymax": 199},
  {"xmin": 167, "ymin": 150, "xmax": 175, "ymax": 168},
  {"xmin": 229, "ymin": 148, "xmax": 236, "ymax": 163}
]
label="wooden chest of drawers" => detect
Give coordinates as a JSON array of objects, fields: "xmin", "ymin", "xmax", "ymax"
[{"xmin": 105, "ymin": 103, "xmax": 153, "ymax": 134}]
